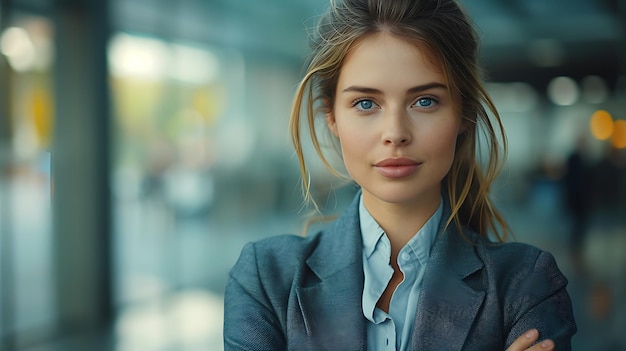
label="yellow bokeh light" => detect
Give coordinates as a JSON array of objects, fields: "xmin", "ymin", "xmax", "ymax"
[
  {"xmin": 590, "ymin": 110, "xmax": 614, "ymax": 140},
  {"xmin": 611, "ymin": 120, "xmax": 626, "ymax": 149},
  {"xmin": 31, "ymin": 87, "xmax": 54, "ymax": 148}
]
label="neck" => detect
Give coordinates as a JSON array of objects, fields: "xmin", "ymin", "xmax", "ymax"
[{"xmin": 363, "ymin": 192, "xmax": 441, "ymax": 257}]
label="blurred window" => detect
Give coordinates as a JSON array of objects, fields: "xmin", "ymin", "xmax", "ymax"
[
  {"xmin": 0, "ymin": 14, "xmax": 56, "ymax": 347},
  {"xmin": 109, "ymin": 33, "xmax": 245, "ymax": 349}
]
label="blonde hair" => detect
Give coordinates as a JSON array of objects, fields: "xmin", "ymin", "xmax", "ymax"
[{"xmin": 289, "ymin": 0, "xmax": 509, "ymax": 241}]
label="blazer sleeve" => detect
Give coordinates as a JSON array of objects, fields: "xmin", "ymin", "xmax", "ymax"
[
  {"xmin": 223, "ymin": 242, "xmax": 286, "ymax": 351},
  {"xmin": 504, "ymin": 250, "xmax": 577, "ymax": 351}
]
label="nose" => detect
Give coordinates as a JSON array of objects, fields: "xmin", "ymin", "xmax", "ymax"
[{"xmin": 381, "ymin": 108, "xmax": 412, "ymax": 146}]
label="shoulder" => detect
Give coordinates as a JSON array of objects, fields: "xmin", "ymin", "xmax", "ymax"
[
  {"xmin": 230, "ymin": 233, "xmax": 312, "ymax": 269},
  {"xmin": 228, "ymin": 232, "xmax": 323, "ymax": 289},
  {"xmin": 470, "ymin": 233, "xmax": 569, "ymax": 298},
  {"xmin": 474, "ymin": 234, "xmax": 544, "ymax": 266},
  {"xmin": 224, "ymin": 233, "xmax": 326, "ymax": 350},
  {"xmin": 431, "ymin": 228, "xmax": 576, "ymax": 345},
  {"xmin": 474, "ymin": 234, "xmax": 560, "ymax": 272},
  {"xmin": 470, "ymin": 234, "xmax": 577, "ymax": 344}
]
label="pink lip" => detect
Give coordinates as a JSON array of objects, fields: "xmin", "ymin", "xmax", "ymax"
[{"xmin": 374, "ymin": 158, "xmax": 421, "ymax": 178}]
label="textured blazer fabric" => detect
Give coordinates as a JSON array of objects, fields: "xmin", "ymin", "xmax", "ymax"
[{"xmin": 224, "ymin": 194, "xmax": 577, "ymax": 351}]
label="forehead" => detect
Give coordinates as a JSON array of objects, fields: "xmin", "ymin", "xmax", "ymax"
[{"xmin": 338, "ymin": 33, "xmax": 445, "ymax": 88}]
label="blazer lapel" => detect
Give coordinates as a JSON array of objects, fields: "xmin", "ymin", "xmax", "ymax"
[
  {"xmin": 411, "ymin": 218, "xmax": 486, "ymax": 350},
  {"xmin": 294, "ymin": 194, "xmax": 367, "ymax": 350}
]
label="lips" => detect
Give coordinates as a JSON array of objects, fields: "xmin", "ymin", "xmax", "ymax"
[
  {"xmin": 374, "ymin": 158, "xmax": 421, "ymax": 178},
  {"xmin": 375, "ymin": 158, "xmax": 419, "ymax": 167}
]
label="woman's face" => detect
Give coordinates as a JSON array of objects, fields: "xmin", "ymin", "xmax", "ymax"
[{"xmin": 327, "ymin": 33, "xmax": 463, "ymax": 210}]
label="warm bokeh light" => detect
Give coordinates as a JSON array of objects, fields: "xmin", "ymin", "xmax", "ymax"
[
  {"xmin": 31, "ymin": 87, "xmax": 54, "ymax": 148},
  {"xmin": 590, "ymin": 109, "xmax": 614, "ymax": 140},
  {"xmin": 611, "ymin": 120, "xmax": 626, "ymax": 149}
]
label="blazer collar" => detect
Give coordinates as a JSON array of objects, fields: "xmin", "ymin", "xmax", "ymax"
[
  {"xmin": 305, "ymin": 191, "xmax": 484, "ymax": 281},
  {"xmin": 306, "ymin": 192, "xmax": 364, "ymax": 279},
  {"xmin": 411, "ymin": 201, "xmax": 486, "ymax": 350},
  {"xmin": 295, "ymin": 192, "xmax": 367, "ymax": 350}
]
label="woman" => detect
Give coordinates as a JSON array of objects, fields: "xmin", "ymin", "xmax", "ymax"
[{"xmin": 224, "ymin": 0, "xmax": 577, "ymax": 350}]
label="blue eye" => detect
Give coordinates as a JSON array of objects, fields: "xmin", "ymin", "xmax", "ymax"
[
  {"xmin": 353, "ymin": 99, "xmax": 378, "ymax": 111},
  {"xmin": 415, "ymin": 97, "xmax": 436, "ymax": 108},
  {"xmin": 360, "ymin": 101, "xmax": 372, "ymax": 109}
]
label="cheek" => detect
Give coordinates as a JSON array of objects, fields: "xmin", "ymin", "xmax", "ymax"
[
  {"xmin": 335, "ymin": 124, "xmax": 373, "ymax": 171},
  {"xmin": 338, "ymin": 131, "xmax": 367, "ymax": 160},
  {"xmin": 424, "ymin": 123, "xmax": 461, "ymax": 161}
]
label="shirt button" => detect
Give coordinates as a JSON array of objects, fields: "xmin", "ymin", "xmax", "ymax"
[{"xmin": 400, "ymin": 252, "xmax": 411, "ymax": 261}]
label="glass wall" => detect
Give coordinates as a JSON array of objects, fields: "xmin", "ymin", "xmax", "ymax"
[
  {"xmin": 0, "ymin": 13, "xmax": 56, "ymax": 348},
  {"xmin": 108, "ymin": 33, "xmax": 248, "ymax": 350}
]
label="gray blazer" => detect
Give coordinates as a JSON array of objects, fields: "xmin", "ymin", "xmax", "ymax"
[{"xmin": 224, "ymin": 194, "xmax": 576, "ymax": 350}]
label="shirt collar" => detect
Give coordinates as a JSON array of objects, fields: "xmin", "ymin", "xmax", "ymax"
[
  {"xmin": 359, "ymin": 195, "xmax": 386, "ymax": 258},
  {"xmin": 359, "ymin": 193, "xmax": 444, "ymax": 260},
  {"xmin": 403, "ymin": 199, "xmax": 443, "ymax": 266}
]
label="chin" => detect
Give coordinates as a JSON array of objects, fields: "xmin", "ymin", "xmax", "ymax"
[
  {"xmin": 378, "ymin": 188, "xmax": 415, "ymax": 202},
  {"xmin": 365, "ymin": 184, "xmax": 439, "ymax": 206}
]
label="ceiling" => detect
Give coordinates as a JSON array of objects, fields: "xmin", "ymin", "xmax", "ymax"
[
  {"xmin": 462, "ymin": 0, "xmax": 625, "ymax": 87},
  {"xmin": 113, "ymin": 0, "xmax": 625, "ymax": 88},
  {"xmin": 10, "ymin": 0, "xmax": 626, "ymax": 88}
]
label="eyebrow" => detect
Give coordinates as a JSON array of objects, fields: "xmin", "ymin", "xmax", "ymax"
[{"xmin": 341, "ymin": 82, "xmax": 448, "ymax": 94}]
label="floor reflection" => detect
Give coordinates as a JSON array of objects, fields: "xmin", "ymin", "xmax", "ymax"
[{"xmin": 115, "ymin": 290, "xmax": 223, "ymax": 351}]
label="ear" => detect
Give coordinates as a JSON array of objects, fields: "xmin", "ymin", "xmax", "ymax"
[
  {"xmin": 458, "ymin": 122, "xmax": 467, "ymax": 135},
  {"xmin": 458, "ymin": 116, "xmax": 470, "ymax": 135},
  {"xmin": 326, "ymin": 111, "xmax": 339, "ymax": 137}
]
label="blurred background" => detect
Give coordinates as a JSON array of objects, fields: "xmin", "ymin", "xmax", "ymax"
[{"xmin": 0, "ymin": 0, "xmax": 625, "ymax": 350}]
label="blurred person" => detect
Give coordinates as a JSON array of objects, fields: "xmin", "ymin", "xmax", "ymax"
[
  {"xmin": 561, "ymin": 136, "xmax": 592, "ymax": 274},
  {"xmin": 224, "ymin": 0, "xmax": 576, "ymax": 350},
  {"xmin": 582, "ymin": 144, "xmax": 626, "ymax": 350},
  {"xmin": 590, "ymin": 144, "xmax": 626, "ymax": 224}
]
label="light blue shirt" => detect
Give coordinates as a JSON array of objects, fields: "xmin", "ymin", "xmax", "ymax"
[{"xmin": 359, "ymin": 195, "xmax": 443, "ymax": 351}]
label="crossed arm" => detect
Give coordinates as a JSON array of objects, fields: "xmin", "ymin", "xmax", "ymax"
[{"xmin": 507, "ymin": 329, "xmax": 554, "ymax": 351}]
